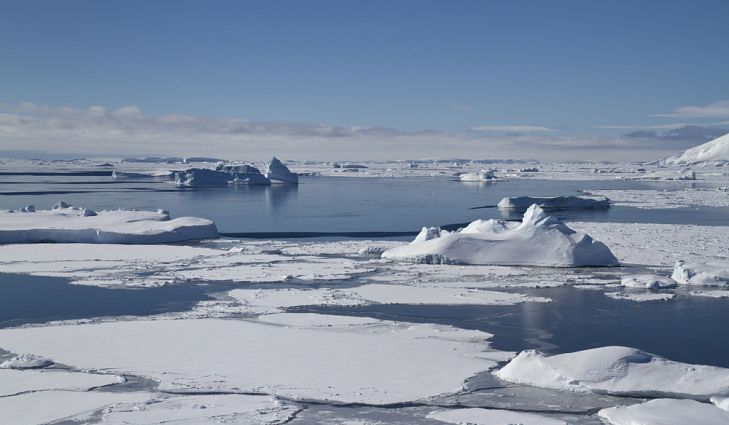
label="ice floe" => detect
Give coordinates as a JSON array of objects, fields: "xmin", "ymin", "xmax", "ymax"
[
  {"xmin": 672, "ymin": 260, "xmax": 729, "ymax": 286},
  {"xmin": 459, "ymin": 170, "xmax": 498, "ymax": 182},
  {"xmin": 495, "ymin": 346, "xmax": 729, "ymax": 398},
  {"xmin": 0, "ymin": 205, "xmax": 218, "ymax": 244},
  {"xmin": 0, "ymin": 315, "xmax": 509, "ymax": 404},
  {"xmin": 620, "ymin": 274, "xmax": 677, "ymax": 289},
  {"xmin": 605, "ymin": 292, "xmax": 675, "ymax": 302},
  {"xmin": 497, "ymin": 195, "xmax": 610, "ymax": 212},
  {"xmin": 598, "ymin": 398, "xmax": 729, "ymax": 425},
  {"xmin": 427, "ymin": 408, "xmax": 567, "ymax": 425},
  {"xmin": 265, "ymin": 156, "xmax": 299, "ymax": 184},
  {"xmin": 382, "ymin": 205, "xmax": 618, "ymax": 266}
]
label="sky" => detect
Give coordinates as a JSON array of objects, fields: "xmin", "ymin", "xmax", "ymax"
[{"xmin": 1, "ymin": 0, "xmax": 728, "ymax": 161}]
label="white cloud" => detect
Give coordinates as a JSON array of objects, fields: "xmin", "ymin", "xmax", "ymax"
[
  {"xmin": 595, "ymin": 123, "xmax": 692, "ymax": 130},
  {"xmin": 651, "ymin": 100, "xmax": 729, "ymax": 118},
  {"xmin": 469, "ymin": 125, "xmax": 556, "ymax": 132}
]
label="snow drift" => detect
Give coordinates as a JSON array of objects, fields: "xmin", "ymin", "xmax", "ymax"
[
  {"xmin": 382, "ymin": 204, "xmax": 618, "ymax": 266},
  {"xmin": 663, "ymin": 132, "xmax": 729, "ymax": 166},
  {"xmin": 0, "ymin": 204, "xmax": 218, "ymax": 244},
  {"xmin": 497, "ymin": 195, "xmax": 610, "ymax": 212},
  {"xmin": 495, "ymin": 346, "xmax": 729, "ymax": 398}
]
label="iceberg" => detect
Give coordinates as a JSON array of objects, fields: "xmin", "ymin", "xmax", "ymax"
[
  {"xmin": 497, "ymin": 195, "xmax": 610, "ymax": 212},
  {"xmin": 598, "ymin": 399, "xmax": 729, "ymax": 425},
  {"xmin": 460, "ymin": 170, "xmax": 498, "ymax": 182},
  {"xmin": 621, "ymin": 274, "xmax": 677, "ymax": 289},
  {"xmin": 495, "ymin": 346, "xmax": 729, "ymax": 398},
  {"xmin": 0, "ymin": 205, "xmax": 218, "ymax": 244},
  {"xmin": 663, "ymin": 132, "xmax": 729, "ymax": 165},
  {"xmin": 382, "ymin": 205, "xmax": 618, "ymax": 266},
  {"xmin": 265, "ymin": 156, "xmax": 298, "ymax": 184},
  {"xmin": 175, "ymin": 165, "xmax": 271, "ymax": 186},
  {"xmin": 672, "ymin": 260, "xmax": 729, "ymax": 286}
]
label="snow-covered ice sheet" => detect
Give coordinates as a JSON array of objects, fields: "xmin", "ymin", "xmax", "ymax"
[
  {"xmin": 427, "ymin": 408, "xmax": 567, "ymax": 425},
  {"xmin": 0, "ymin": 206, "xmax": 218, "ymax": 244},
  {"xmin": 598, "ymin": 398, "xmax": 729, "ymax": 425},
  {"xmin": 495, "ymin": 346, "xmax": 729, "ymax": 398},
  {"xmin": 0, "ymin": 368, "xmax": 122, "ymax": 396},
  {"xmin": 0, "ymin": 316, "xmax": 510, "ymax": 404},
  {"xmin": 383, "ymin": 205, "xmax": 618, "ymax": 267}
]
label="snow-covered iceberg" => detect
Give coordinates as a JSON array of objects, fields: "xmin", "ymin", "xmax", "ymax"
[
  {"xmin": 460, "ymin": 170, "xmax": 498, "ymax": 182},
  {"xmin": 382, "ymin": 205, "xmax": 618, "ymax": 266},
  {"xmin": 497, "ymin": 195, "xmax": 610, "ymax": 212},
  {"xmin": 175, "ymin": 164, "xmax": 271, "ymax": 186},
  {"xmin": 598, "ymin": 399, "xmax": 729, "ymax": 425},
  {"xmin": 672, "ymin": 260, "xmax": 729, "ymax": 286},
  {"xmin": 265, "ymin": 157, "xmax": 298, "ymax": 184},
  {"xmin": 495, "ymin": 346, "xmax": 729, "ymax": 398},
  {"xmin": 0, "ymin": 204, "xmax": 218, "ymax": 244},
  {"xmin": 663, "ymin": 132, "xmax": 729, "ymax": 166}
]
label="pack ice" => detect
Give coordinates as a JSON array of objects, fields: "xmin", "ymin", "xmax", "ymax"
[
  {"xmin": 382, "ymin": 205, "xmax": 618, "ymax": 266},
  {"xmin": 497, "ymin": 195, "xmax": 610, "ymax": 212},
  {"xmin": 0, "ymin": 204, "xmax": 218, "ymax": 244},
  {"xmin": 495, "ymin": 346, "xmax": 729, "ymax": 398}
]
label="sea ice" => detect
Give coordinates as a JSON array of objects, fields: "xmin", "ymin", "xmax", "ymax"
[
  {"xmin": 620, "ymin": 274, "xmax": 677, "ymax": 289},
  {"xmin": 265, "ymin": 156, "xmax": 299, "ymax": 184},
  {"xmin": 382, "ymin": 205, "xmax": 618, "ymax": 266},
  {"xmin": 634, "ymin": 168, "xmax": 696, "ymax": 180},
  {"xmin": 0, "ymin": 206, "xmax": 218, "ymax": 244},
  {"xmin": 598, "ymin": 398, "xmax": 729, "ymax": 425},
  {"xmin": 0, "ymin": 368, "xmax": 122, "ymax": 396},
  {"xmin": 175, "ymin": 166, "xmax": 271, "ymax": 186},
  {"xmin": 495, "ymin": 346, "xmax": 729, "ymax": 397},
  {"xmin": 605, "ymin": 292, "xmax": 675, "ymax": 302},
  {"xmin": 459, "ymin": 170, "xmax": 498, "ymax": 182},
  {"xmin": 427, "ymin": 408, "xmax": 567, "ymax": 425},
  {"xmin": 0, "ymin": 353, "xmax": 53, "ymax": 369},
  {"xmin": 0, "ymin": 316, "xmax": 508, "ymax": 404},
  {"xmin": 497, "ymin": 195, "xmax": 609, "ymax": 212},
  {"xmin": 672, "ymin": 260, "xmax": 729, "ymax": 286}
]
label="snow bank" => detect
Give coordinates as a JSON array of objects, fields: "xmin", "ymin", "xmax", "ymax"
[
  {"xmin": 598, "ymin": 399, "xmax": 729, "ymax": 425},
  {"xmin": 495, "ymin": 346, "xmax": 729, "ymax": 398},
  {"xmin": 621, "ymin": 274, "xmax": 677, "ymax": 289},
  {"xmin": 672, "ymin": 260, "xmax": 729, "ymax": 286},
  {"xmin": 0, "ymin": 316, "xmax": 507, "ymax": 404},
  {"xmin": 663, "ymin": 132, "xmax": 729, "ymax": 166},
  {"xmin": 427, "ymin": 408, "xmax": 566, "ymax": 425},
  {"xmin": 0, "ymin": 205, "xmax": 218, "ymax": 244},
  {"xmin": 382, "ymin": 205, "xmax": 618, "ymax": 267},
  {"xmin": 460, "ymin": 170, "xmax": 498, "ymax": 182},
  {"xmin": 497, "ymin": 195, "xmax": 610, "ymax": 212},
  {"xmin": 265, "ymin": 157, "xmax": 298, "ymax": 184}
]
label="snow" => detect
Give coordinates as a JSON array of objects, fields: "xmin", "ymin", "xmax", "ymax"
[
  {"xmin": 605, "ymin": 292, "xmax": 675, "ymax": 302},
  {"xmin": 382, "ymin": 205, "xmax": 618, "ymax": 267},
  {"xmin": 265, "ymin": 156, "xmax": 299, "ymax": 184},
  {"xmin": 459, "ymin": 170, "xmax": 498, "ymax": 182},
  {"xmin": 712, "ymin": 396, "xmax": 729, "ymax": 411},
  {"xmin": 427, "ymin": 408, "xmax": 567, "ymax": 425},
  {"xmin": 95, "ymin": 394, "xmax": 299, "ymax": 425},
  {"xmin": 672, "ymin": 260, "xmax": 729, "ymax": 286},
  {"xmin": 620, "ymin": 274, "xmax": 677, "ymax": 289},
  {"xmin": 0, "ymin": 316, "xmax": 509, "ymax": 404},
  {"xmin": 497, "ymin": 195, "xmax": 610, "ymax": 212},
  {"xmin": 0, "ymin": 206, "xmax": 218, "ymax": 244},
  {"xmin": 0, "ymin": 353, "xmax": 53, "ymax": 369},
  {"xmin": 494, "ymin": 346, "xmax": 729, "ymax": 398},
  {"xmin": 663, "ymin": 132, "xmax": 729, "ymax": 165},
  {"xmin": 0, "ymin": 391, "xmax": 151, "ymax": 425},
  {"xmin": 598, "ymin": 399, "xmax": 729, "ymax": 425},
  {"xmin": 0, "ymin": 368, "xmax": 122, "ymax": 396}
]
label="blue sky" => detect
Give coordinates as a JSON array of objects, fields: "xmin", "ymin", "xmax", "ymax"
[{"xmin": 1, "ymin": 0, "xmax": 728, "ymax": 160}]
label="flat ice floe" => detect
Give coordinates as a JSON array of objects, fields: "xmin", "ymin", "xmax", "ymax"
[
  {"xmin": 620, "ymin": 274, "xmax": 677, "ymax": 289},
  {"xmin": 0, "ymin": 205, "xmax": 218, "ymax": 244},
  {"xmin": 604, "ymin": 291, "xmax": 675, "ymax": 302},
  {"xmin": 0, "ymin": 368, "xmax": 122, "ymax": 396},
  {"xmin": 427, "ymin": 408, "xmax": 567, "ymax": 425},
  {"xmin": 383, "ymin": 205, "xmax": 618, "ymax": 266},
  {"xmin": 672, "ymin": 260, "xmax": 729, "ymax": 286},
  {"xmin": 598, "ymin": 398, "xmax": 729, "ymax": 425},
  {"xmin": 494, "ymin": 346, "xmax": 729, "ymax": 398},
  {"xmin": 0, "ymin": 315, "xmax": 509, "ymax": 404},
  {"xmin": 497, "ymin": 195, "xmax": 610, "ymax": 212}
]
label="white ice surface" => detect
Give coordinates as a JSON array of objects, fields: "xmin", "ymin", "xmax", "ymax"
[
  {"xmin": 633, "ymin": 168, "xmax": 696, "ymax": 180},
  {"xmin": 690, "ymin": 290, "xmax": 729, "ymax": 298},
  {"xmin": 672, "ymin": 260, "xmax": 729, "ymax": 286},
  {"xmin": 598, "ymin": 398, "xmax": 729, "ymax": 425},
  {"xmin": 495, "ymin": 346, "xmax": 729, "ymax": 397},
  {"xmin": 620, "ymin": 274, "xmax": 677, "ymax": 289},
  {"xmin": 605, "ymin": 292, "xmax": 675, "ymax": 302},
  {"xmin": 663, "ymin": 132, "xmax": 729, "ymax": 165},
  {"xmin": 0, "ymin": 368, "xmax": 122, "ymax": 396},
  {"xmin": 383, "ymin": 205, "xmax": 618, "ymax": 267},
  {"xmin": 427, "ymin": 408, "xmax": 566, "ymax": 425},
  {"xmin": 0, "ymin": 207, "xmax": 218, "ymax": 244},
  {"xmin": 497, "ymin": 195, "xmax": 609, "ymax": 212},
  {"xmin": 584, "ymin": 188, "xmax": 729, "ymax": 209},
  {"xmin": 0, "ymin": 316, "xmax": 509, "ymax": 404}
]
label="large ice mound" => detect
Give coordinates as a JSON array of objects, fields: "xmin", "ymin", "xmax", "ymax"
[
  {"xmin": 663, "ymin": 132, "xmax": 729, "ymax": 166},
  {"xmin": 175, "ymin": 163, "xmax": 271, "ymax": 186},
  {"xmin": 495, "ymin": 346, "xmax": 729, "ymax": 398},
  {"xmin": 265, "ymin": 157, "xmax": 298, "ymax": 184},
  {"xmin": 0, "ymin": 204, "xmax": 218, "ymax": 244},
  {"xmin": 382, "ymin": 204, "xmax": 618, "ymax": 266},
  {"xmin": 672, "ymin": 260, "xmax": 729, "ymax": 286},
  {"xmin": 497, "ymin": 195, "xmax": 610, "ymax": 212}
]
